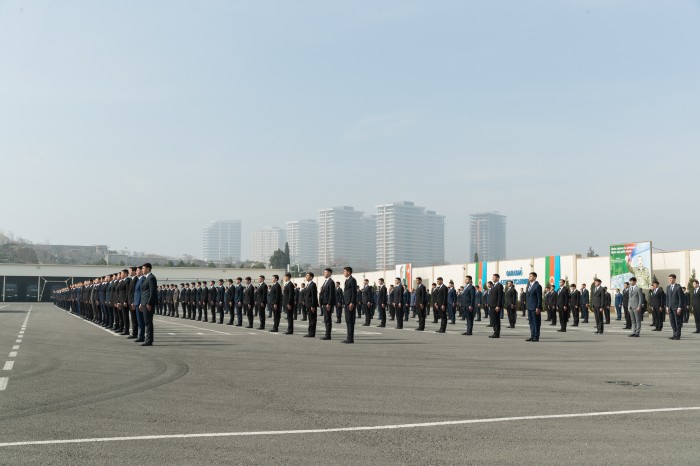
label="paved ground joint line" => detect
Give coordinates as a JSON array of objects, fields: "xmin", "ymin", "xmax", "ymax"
[{"xmin": 0, "ymin": 406, "xmax": 698, "ymax": 447}]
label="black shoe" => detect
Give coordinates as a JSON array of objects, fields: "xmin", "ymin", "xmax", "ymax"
[
  {"xmin": 341, "ymin": 340, "xmax": 353, "ymax": 344},
  {"xmin": 435, "ymin": 330, "xmax": 445, "ymax": 333},
  {"xmin": 361, "ymin": 324, "xmax": 369, "ymax": 327},
  {"xmin": 557, "ymin": 329, "xmax": 565, "ymax": 332},
  {"xmin": 462, "ymin": 332, "xmax": 469, "ymax": 335},
  {"xmin": 415, "ymin": 328, "xmax": 424, "ymax": 331},
  {"xmin": 127, "ymin": 335, "xmax": 136, "ymax": 339},
  {"xmin": 377, "ymin": 324, "xmax": 385, "ymax": 328},
  {"xmin": 269, "ymin": 329, "xmax": 278, "ymax": 333},
  {"xmin": 489, "ymin": 334, "xmax": 499, "ymax": 338},
  {"xmin": 303, "ymin": 334, "xmax": 311, "ymax": 338},
  {"xmin": 693, "ymin": 330, "xmax": 700, "ymax": 334},
  {"xmin": 669, "ymin": 336, "xmax": 678, "ymax": 340},
  {"xmin": 284, "ymin": 331, "xmax": 293, "ymax": 335},
  {"xmin": 321, "ymin": 336, "xmax": 331, "ymax": 340},
  {"xmin": 634, "ymin": 334, "xmax": 640, "ymax": 337},
  {"xmin": 336, "ymin": 320, "xmax": 341, "ymax": 324},
  {"xmin": 628, "ymin": 333, "xmax": 636, "ymax": 337},
  {"xmin": 532, "ymin": 338, "xmax": 539, "ymax": 342},
  {"xmin": 140, "ymin": 342, "xmax": 152, "ymax": 346},
  {"xmin": 526, "ymin": 337, "xmax": 533, "ymax": 341},
  {"xmin": 226, "ymin": 323, "xmax": 233, "ymax": 326},
  {"xmin": 301, "ymin": 318, "xmax": 307, "ymax": 321},
  {"xmin": 594, "ymin": 331, "xmax": 600, "ymax": 334}
]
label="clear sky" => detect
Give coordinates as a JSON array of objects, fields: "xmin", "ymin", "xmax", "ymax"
[{"xmin": 1, "ymin": 0, "xmax": 698, "ymax": 263}]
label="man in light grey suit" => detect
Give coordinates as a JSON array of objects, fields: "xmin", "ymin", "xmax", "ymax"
[{"xmin": 627, "ymin": 277, "xmax": 644, "ymax": 337}]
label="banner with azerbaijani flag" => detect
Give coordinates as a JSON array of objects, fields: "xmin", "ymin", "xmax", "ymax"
[
  {"xmin": 474, "ymin": 261, "xmax": 488, "ymax": 288},
  {"xmin": 544, "ymin": 256, "xmax": 561, "ymax": 290},
  {"xmin": 396, "ymin": 263, "xmax": 412, "ymax": 292}
]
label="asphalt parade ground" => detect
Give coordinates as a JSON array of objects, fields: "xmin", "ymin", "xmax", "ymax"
[{"xmin": 0, "ymin": 303, "xmax": 699, "ymax": 465}]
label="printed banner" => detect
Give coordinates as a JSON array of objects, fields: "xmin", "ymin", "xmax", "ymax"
[
  {"xmin": 545, "ymin": 256, "xmax": 561, "ymax": 290},
  {"xmin": 474, "ymin": 262, "xmax": 488, "ymax": 288},
  {"xmin": 396, "ymin": 264, "xmax": 413, "ymax": 292},
  {"xmin": 610, "ymin": 242, "xmax": 652, "ymax": 290}
]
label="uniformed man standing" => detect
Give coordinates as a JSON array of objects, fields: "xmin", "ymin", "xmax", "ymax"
[
  {"xmin": 335, "ymin": 281, "xmax": 344, "ymax": 324},
  {"xmin": 303, "ymin": 273, "xmax": 318, "ymax": 338},
  {"xmin": 342, "ymin": 267, "xmax": 357, "ymax": 344},
  {"xmin": 488, "ymin": 274, "xmax": 504, "ymax": 338},
  {"xmin": 376, "ymin": 278, "xmax": 387, "ymax": 328},
  {"xmin": 361, "ymin": 279, "xmax": 373, "ymax": 326},
  {"xmin": 254, "ymin": 276, "xmax": 268, "ymax": 330},
  {"xmin": 319, "ymin": 268, "xmax": 336, "ymax": 340},
  {"xmin": 556, "ymin": 279, "xmax": 569, "ymax": 332},
  {"xmin": 434, "ymin": 277, "xmax": 448, "ymax": 333},
  {"xmin": 415, "ymin": 276, "xmax": 428, "ymax": 331},
  {"xmin": 569, "ymin": 283, "xmax": 581, "ymax": 327},
  {"xmin": 283, "ymin": 273, "xmax": 296, "ymax": 335},
  {"xmin": 591, "ymin": 279, "xmax": 606, "ymax": 335},
  {"xmin": 243, "ymin": 277, "xmax": 255, "ymax": 328},
  {"xmin": 649, "ymin": 279, "xmax": 665, "ymax": 331},
  {"xmin": 504, "ymin": 280, "xmax": 517, "ymax": 329},
  {"xmin": 666, "ymin": 274, "xmax": 684, "ymax": 340},
  {"xmin": 392, "ymin": 277, "xmax": 405, "ymax": 329},
  {"xmin": 460, "ymin": 276, "xmax": 476, "ymax": 335},
  {"xmin": 269, "ymin": 275, "xmax": 282, "ymax": 332}
]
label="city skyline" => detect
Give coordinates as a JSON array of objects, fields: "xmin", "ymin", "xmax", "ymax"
[{"xmin": 2, "ymin": 2, "xmax": 697, "ymax": 264}]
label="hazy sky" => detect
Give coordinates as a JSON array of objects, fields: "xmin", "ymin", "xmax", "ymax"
[{"xmin": 1, "ymin": 0, "xmax": 698, "ymax": 263}]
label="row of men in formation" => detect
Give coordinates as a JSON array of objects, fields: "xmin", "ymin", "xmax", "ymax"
[{"xmin": 53, "ymin": 266, "xmax": 699, "ymax": 344}]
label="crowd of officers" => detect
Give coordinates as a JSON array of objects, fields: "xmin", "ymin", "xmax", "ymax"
[{"xmin": 54, "ymin": 265, "xmax": 700, "ymax": 345}]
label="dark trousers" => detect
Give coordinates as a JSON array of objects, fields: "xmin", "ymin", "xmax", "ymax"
[
  {"xmin": 217, "ymin": 303, "xmax": 224, "ymax": 323},
  {"xmin": 417, "ymin": 305, "xmax": 426, "ymax": 330},
  {"xmin": 144, "ymin": 308, "xmax": 154, "ymax": 344},
  {"xmin": 286, "ymin": 309, "xmax": 294, "ymax": 333},
  {"xmin": 594, "ymin": 308, "xmax": 604, "ymax": 333},
  {"xmin": 624, "ymin": 306, "xmax": 631, "ymax": 327},
  {"xmin": 136, "ymin": 308, "xmax": 145, "ymax": 339},
  {"xmin": 528, "ymin": 309, "xmax": 541, "ymax": 339},
  {"xmin": 475, "ymin": 307, "xmax": 481, "ymax": 321},
  {"xmin": 258, "ymin": 304, "xmax": 266, "ymax": 328},
  {"xmin": 549, "ymin": 307, "xmax": 557, "ymax": 325},
  {"xmin": 379, "ymin": 305, "xmax": 386, "ymax": 326},
  {"xmin": 571, "ymin": 306, "xmax": 579, "ymax": 325},
  {"xmin": 464, "ymin": 309, "xmax": 474, "ymax": 334},
  {"xmin": 582, "ymin": 305, "xmax": 589, "ymax": 322},
  {"xmin": 307, "ymin": 310, "xmax": 317, "ymax": 336},
  {"xmin": 669, "ymin": 309, "xmax": 683, "ymax": 338},
  {"xmin": 651, "ymin": 306, "xmax": 659, "ymax": 328},
  {"xmin": 364, "ymin": 306, "xmax": 372, "ymax": 325},
  {"xmin": 246, "ymin": 306, "xmax": 254, "ymax": 327},
  {"xmin": 507, "ymin": 307, "xmax": 517, "ymax": 327},
  {"xmin": 345, "ymin": 306, "xmax": 355, "ymax": 342},
  {"xmin": 336, "ymin": 305, "xmax": 343, "ymax": 323},
  {"xmin": 323, "ymin": 307, "xmax": 332, "ymax": 338},
  {"xmin": 559, "ymin": 309, "xmax": 569, "ymax": 331},
  {"xmin": 174, "ymin": 302, "xmax": 180, "ymax": 317},
  {"xmin": 395, "ymin": 305, "xmax": 404, "ymax": 329},
  {"xmin": 694, "ymin": 306, "xmax": 700, "ymax": 331},
  {"xmin": 491, "ymin": 306, "xmax": 501, "ymax": 336},
  {"xmin": 273, "ymin": 306, "xmax": 281, "ymax": 330},
  {"xmin": 683, "ymin": 306, "xmax": 690, "ymax": 323},
  {"xmin": 122, "ymin": 307, "xmax": 130, "ymax": 333},
  {"xmin": 433, "ymin": 305, "xmax": 439, "ymax": 323},
  {"xmin": 604, "ymin": 307, "xmax": 611, "ymax": 324},
  {"xmin": 236, "ymin": 304, "xmax": 243, "ymax": 325},
  {"xmin": 654, "ymin": 307, "xmax": 665, "ymax": 330},
  {"xmin": 439, "ymin": 307, "xmax": 448, "ymax": 332}
]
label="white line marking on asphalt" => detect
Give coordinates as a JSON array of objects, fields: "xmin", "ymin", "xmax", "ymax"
[
  {"xmin": 0, "ymin": 377, "xmax": 7, "ymax": 391},
  {"xmin": 15, "ymin": 340, "xmax": 21, "ymax": 343},
  {"xmin": 11, "ymin": 346, "xmax": 19, "ymax": 350},
  {"xmin": 0, "ymin": 305, "xmax": 8, "ymax": 309},
  {"xmin": 3, "ymin": 361, "xmax": 14, "ymax": 371},
  {"xmin": 0, "ymin": 406, "xmax": 697, "ymax": 447},
  {"xmin": 8, "ymin": 352, "xmax": 17, "ymax": 357}
]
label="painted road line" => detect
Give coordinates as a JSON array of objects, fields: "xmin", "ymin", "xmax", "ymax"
[
  {"xmin": 11, "ymin": 345, "xmax": 19, "ymax": 350},
  {"xmin": 154, "ymin": 319, "xmax": 232, "ymax": 335},
  {"xmin": 62, "ymin": 309, "xmax": 119, "ymax": 336},
  {"xmin": 0, "ymin": 406, "xmax": 698, "ymax": 447},
  {"xmin": 3, "ymin": 361, "xmax": 14, "ymax": 371},
  {"xmin": 0, "ymin": 377, "xmax": 8, "ymax": 391},
  {"xmin": 9, "ymin": 352, "xmax": 17, "ymax": 358}
]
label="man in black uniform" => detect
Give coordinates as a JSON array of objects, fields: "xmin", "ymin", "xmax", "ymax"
[
  {"xmin": 215, "ymin": 280, "xmax": 225, "ymax": 324},
  {"xmin": 622, "ymin": 282, "xmax": 631, "ymax": 329},
  {"xmin": 207, "ymin": 281, "xmax": 217, "ymax": 323},
  {"xmin": 226, "ymin": 279, "xmax": 236, "ymax": 325},
  {"xmin": 569, "ymin": 283, "xmax": 581, "ymax": 327},
  {"xmin": 666, "ymin": 274, "xmax": 684, "ymax": 340},
  {"xmin": 361, "ymin": 279, "xmax": 373, "ymax": 326},
  {"xmin": 434, "ymin": 277, "xmax": 448, "ymax": 333},
  {"xmin": 591, "ymin": 279, "xmax": 606, "ymax": 334},
  {"xmin": 604, "ymin": 287, "xmax": 611, "ymax": 324},
  {"xmin": 459, "ymin": 275, "xmax": 476, "ymax": 335},
  {"xmin": 415, "ymin": 276, "xmax": 428, "ymax": 331},
  {"xmin": 556, "ymin": 279, "xmax": 569, "ymax": 332},
  {"xmin": 546, "ymin": 285, "xmax": 558, "ymax": 326},
  {"xmin": 243, "ymin": 277, "xmax": 255, "ymax": 328},
  {"xmin": 303, "ymin": 273, "xmax": 318, "ymax": 337},
  {"xmin": 376, "ymin": 278, "xmax": 388, "ymax": 328},
  {"xmin": 319, "ymin": 268, "xmax": 336, "ymax": 340},
  {"xmin": 691, "ymin": 279, "xmax": 700, "ymax": 333},
  {"xmin": 335, "ymin": 281, "xmax": 344, "ymax": 324},
  {"xmin": 488, "ymin": 274, "xmax": 504, "ymax": 338},
  {"xmin": 504, "ymin": 280, "xmax": 518, "ymax": 329},
  {"xmin": 283, "ymin": 273, "xmax": 295, "ymax": 335},
  {"xmin": 268, "ymin": 275, "xmax": 282, "ymax": 332},
  {"xmin": 126, "ymin": 267, "xmax": 138, "ymax": 336},
  {"xmin": 392, "ymin": 277, "xmax": 405, "ymax": 329},
  {"xmin": 342, "ymin": 267, "xmax": 357, "ymax": 344},
  {"xmin": 649, "ymin": 279, "xmax": 665, "ymax": 331},
  {"xmin": 254, "ymin": 276, "xmax": 267, "ymax": 330}
]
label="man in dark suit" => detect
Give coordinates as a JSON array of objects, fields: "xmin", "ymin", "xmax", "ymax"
[
  {"xmin": 319, "ymin": 268, "xmax": 336, "ymax": 340},
  {"xmin": 215, "ymin": 279, "xmax": 225, "ymax": 324},
  {"xmin": 282, "ymin": 273, "xmax": 296, "ymax": 335},
  {"xmin": 504, "ymin": 280, "xmax": 518, "ymax": 329},
  {"xmin": 649, "ymin": 280, "xmax": 665, "ymax": 331},
  {"xmin": 666, "ymin": 274, "xmax": 684, "ymax": 340},
  {"xmin": 460, "ymin": 275, "xmax": 476, "ymax": 335},
  {"xmin": 474, "ymin": 285, "xmax": 482, "ymax": 322},
  {"xmin": 132, "ymin": 267, "xmax": 145, "ymax": 341},
  {"xmin": 691, "ymin": 279, "xmax": 700, "ymax": 334},
  {"xmin": 298, "ymin": 283, "xmax": 307, "ymax": 321},
  {"xmin": 126, "ymin": 267, "xmax": 138, "ymax": 337},
  {"xmin": 294, "ymin": 283, "xmax": 301, "ymax": 320},
  {"xmin": 488, "ymin": 274, "xmax": 504, "ymax": 338},
  {"xmin": 525, "ymin": 272, "xmax": 543, "ymax": 341},
  {"xmin": 233, "ymin": 278, "xmax": 244, "ymax": 326},
  {"xmin": 376, "ymin": 278, "xmax": 388, "ymax": 328},
  {"xmin": 342, "ymin": 267, "xmax": 357, "ymax": 343},
  {"xmin": 591, "ymin": 279, "xmax": 606, "ymax": 334},
  {"xmin": 268, "ymin": 275, "xmax": 282, "ymax": 332},
  {"xmin": 254, "ymin": 276, "xmax": 268, "ymax": 330},
  {"xmin": 545, "ymin": 286, "xmax": 557, "ymax": 326},
  {"xmin": 201, "ymin": 282, "xmax": 210, "ymax": 322},
  {"xmin": 392, "ymin": 278, "xmax": 405, "ymax": 329},
  {"xmin": 361, "ymin": 279, "xmax": 373, "ymax": 326},
  {"xmin": 447, "ymin": 280, "xmax": 457, "ymax": 325},
  {"xmin": 580, "ymin": 283, "xmax": 589, "ymax": 323},
  {"xmin": 604, "ymin": 287, "xmax": 612, "ymax": 324},
  {"xmin": 207, "ymin": 281, "xmax": 217, "ymax": 323},
  {"xmin": 140, "ymin": 263, "xmax": 158, "ymax": 346},
  {"xmin": 335, "ymin": 282, "xmax": 344, "ymax": 324},
  {"xmin": 226, "ymin": 279, "xmax": 236, "ymax": 325},
  {"xmin": 434, "ymin": 277, "xmax": 448, "ymax": 333},
  {"xmin": 414, "ymin": 277, "xmax": 428, "ymax": 331},
  {"xmin": 303, "ymin": 273, "xmax": 318, "ymax": 337},
  {"xmin": 243, "ymin": 277, "xmax": 255, "ymax": 328},
  {"xmin": 622, "ymin": 282, "xmax": 631, "ymax": 329},
  {"xmin": 569, "ymin": 283, "xmax": 581, "ymax": 327},
  {"xmin": 556, "ymin": 279, "xmax": 569, "ymax": 332}
]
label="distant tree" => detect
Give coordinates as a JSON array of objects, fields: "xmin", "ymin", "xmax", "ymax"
[
  {"xmin": 283, "ymin": 242, "xmax": 291, "ymax": 268},
  {"xmin": 166, "ymin": 260, "xmax": 175, "ymax": 267},
  {"xmin": 473, "ymin": 253, "xmax": 479, "ymax": 263},
  {"xmin": 688, "ymin": 269, "xmax": 697, "ymax": 307},
  {"xmin": 207, "ymin": 262, "xmax": 216, "ymax": 268},
  {"xmin": 176, "ymin": 260, "xmax": 186, "ymax": 267},
  {"xmin": 119, "ymin": 261, "xmax": 126, "ymax": 266},
  {"xmin": 270, "ymin": 249, "xmax": 287, "ymax": 269},
  {"xmin": 587, "ymin": 247, "xmax": 599, "ymax": 257},
  {"xmin": 223, "ymin": 263, "xmax": 235, "ymax": 268}
]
